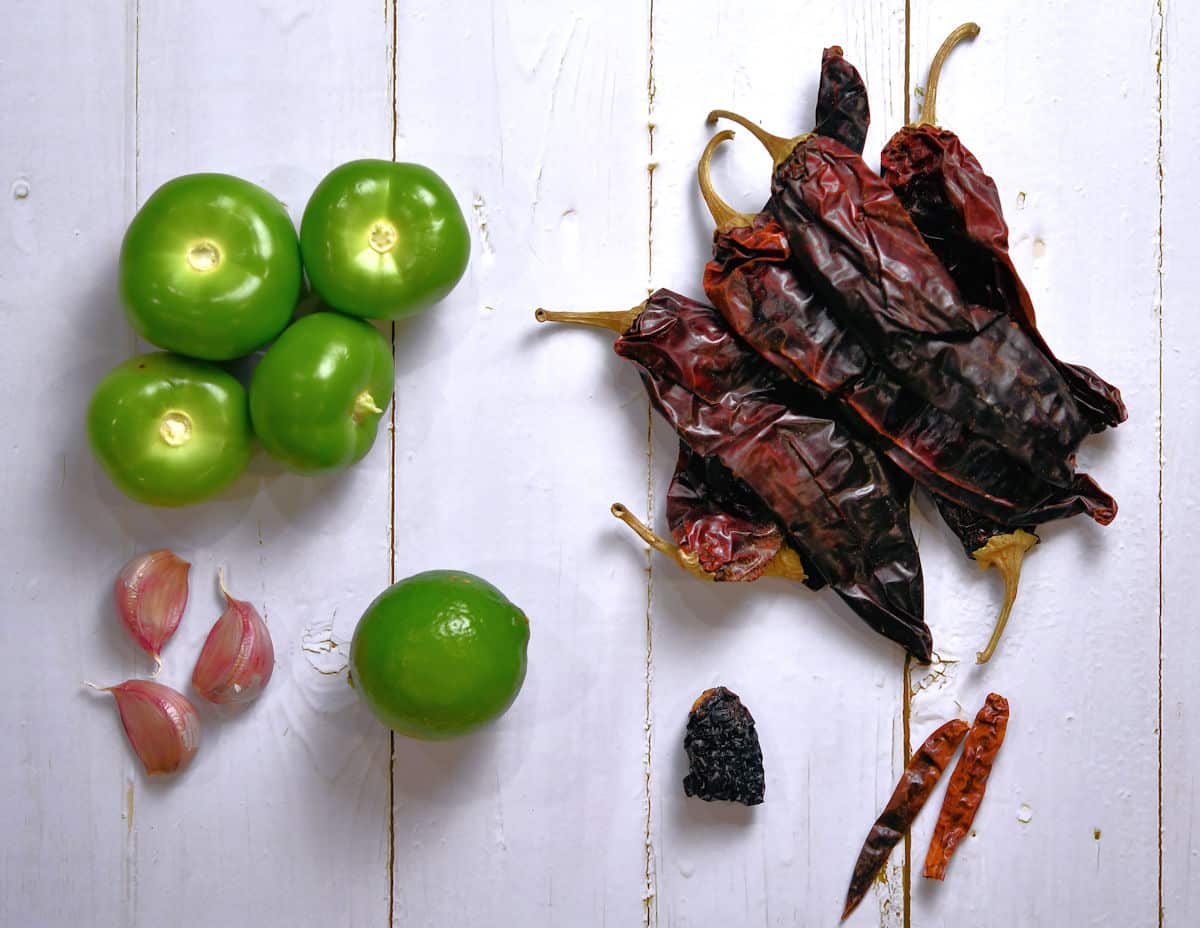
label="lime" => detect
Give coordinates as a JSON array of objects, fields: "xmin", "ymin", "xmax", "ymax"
[{"xmin": 349, "ymin": 570, "xmax": 530, "ymax": 740}]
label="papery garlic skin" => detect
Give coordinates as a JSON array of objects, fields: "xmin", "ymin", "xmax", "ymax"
[
  {"xmin": 114, "ymin": 550, "xmax": 190, "ymax": 666},
  {"xmin": 192, "ymin": 581, "xmax": 275, "ymax": 704},
  {"xmin": 103, "ymin": 679, "xmax": 201, "ymax": 775}
]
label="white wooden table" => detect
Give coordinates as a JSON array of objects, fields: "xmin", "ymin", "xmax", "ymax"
[{"xmin": 2, "ymin": 2, "xmax": 1191, "ymax": 925}]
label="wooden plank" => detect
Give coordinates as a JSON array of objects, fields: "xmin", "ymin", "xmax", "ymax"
[
  {"xmin": 0, "ymin": 3, "xmax": 135, "ymax": 923},
  {"xmin": 905, "ymin": 5, "xmax": 1160, "ymax": 925},
  {"xmin": 98, "ymin": 2, "xmax": 393, "ymax": 924},
  {"xmin": 387, "ymin": 2, "xmax": 651, "ymax": 923},
  {"xmin": 647, "ymin": 4, "xmax": 910, "ymax": 926},
  {"xmin": 1162, "ymin": 0, "xmax": 1196, "ymax": 922}
]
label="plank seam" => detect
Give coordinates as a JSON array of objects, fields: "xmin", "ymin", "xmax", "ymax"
[
  {"xmin": 643, "ymin": 1, "xmax": 658, "ymax": 925},
  {"xmin": 388, "ymin": 2, "xmax": 399, "ymax": 926},
  {"xmin": 1155, "ymin": 0, "xmax": 1166, "ymax": 925}
]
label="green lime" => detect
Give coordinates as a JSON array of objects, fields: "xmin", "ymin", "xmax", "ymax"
[{"xmin": 349, "ymin": 570, "xmax": 530, "ymax": 740}]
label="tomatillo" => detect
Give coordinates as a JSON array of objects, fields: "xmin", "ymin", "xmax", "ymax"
[
  {"xmin": 87, "ymin": 352, "xmax": 253, "ymax": 507},
  {"xmin": 349, "ymin": 570, "xmax": 530, "ymax": 740},
  {"xmin": 299, "ymin": 160, "xmax": 470, "ymax": 320},
  {"xmin": 120, "ymin": 173, "xmax": 303, "ymax": 360},
  {"xmin": 249, "ymin": 312, "xmax": 394, "ymax": 473}
]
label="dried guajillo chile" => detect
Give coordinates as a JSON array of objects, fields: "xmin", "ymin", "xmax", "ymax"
[
  {"xmin": 698, "ymin": 130, "xmax": 1114, "ymax": 658},
  {"xmin": 924, "ymin": 692, "xmax": 1010, "ymax": 880},
  {"xmin": 535, "ymin": 300, "xmax": 807, "ymax": 587},
  {"xmin": 841, "ymin": 719, "xmax": 969, "ymax": 921},
  {"xmin": 707, "ymin": 110, "xmax": 1090, "ymax": 489},
  {"xmin": 537, "ymin": 290, "xmax": 932, "ymax": 660},
  {"xmin": 881, "ymin": 24, "xmax": 1126, "ymax": 432},
  {"xmin": 813, "ymin": 45, "xmax": 870, "ymax": 154}
]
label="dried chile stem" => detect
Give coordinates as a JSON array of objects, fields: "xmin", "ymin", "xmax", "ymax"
[
  {"xmin": 612, "ymin": 502, "xmax": 713, "ymax": 581},
  {"xmin": 611, "ymin": 501, "xmax": 807, "ymax": 583},
  {"xmin": 697, "ymin": 130, "xmax": 754, "ymax": 233},
  {"xmin": 973, "ymin": 529, "xmax": 1038, "ymax": 663},
  {"xmin": 916, "ymin": 22, "xmax": 980, "ymax": 126},
  {"xmin": 706, "ymin": 109, "xmax": 808, "ymax": 169},
  {"xmin": 534, "ymin": 304, "xmax": 646, "ymax": 334}
]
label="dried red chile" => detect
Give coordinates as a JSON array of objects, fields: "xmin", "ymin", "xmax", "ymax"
[
  {"xmin": 880, "ymin": 24, "xmax": 1125, "ymax": 433},
  {"xmin": 814, "ymin": 45, "xmax": 870, "ymax": 155},
  {"xmin": 614, "ymin": 290, "xmax": 931, "ymax": 661},
  {"xmin": 667, "ymin": 443, "xmax": 822, "ymax": 586},
  {"xmin": 682, "ymin": 686, "xmax": 765, "ymax": 806},
  {"xmin": 697, "ymin": 139, "xmax": 1115, "ymax": 531}
]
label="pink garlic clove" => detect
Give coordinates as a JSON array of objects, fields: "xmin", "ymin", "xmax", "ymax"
[
  {"xmin": 92, "ymin": 679, "xmax": 201, "ymax": 775},
  {"xmin": 114, "ymin": 549, "xmax": 190, "ymax": 669},
  {"xmin": 191, "ymin": 575, "xmax": 274, "ymax": 705}
]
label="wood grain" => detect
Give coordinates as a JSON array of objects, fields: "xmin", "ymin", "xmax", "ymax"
[
  {"xmin": 387, "ymin": 0, "xmax": 651, "ymax": 923},
  {"xmin": 0, "ymin": 2, "xmax": 1178, "ymax": 925},
  {"xmin": 905, "ymin": 4, "xmax": 1160, "ymax": 926},
  {"xmin": 648, "ymin": 3, "xmax": 909, "ymax": 926}
]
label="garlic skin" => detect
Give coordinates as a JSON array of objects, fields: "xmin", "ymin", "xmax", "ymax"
[
  {"xmin": 114, "ymin": 549, "xmax": 190, "ymax": 668},
  {"xmin": 191, "ymin": 579, "xmax": 274, "ymax": 704},
  {"xmin": 98, "ymin": 679, "xmax": 201, "ymax": 775}
]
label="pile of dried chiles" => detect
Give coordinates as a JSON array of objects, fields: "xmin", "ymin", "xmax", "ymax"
[
  {"xmin": 538, "ymin": 23, "xmax": 1119, "ymax": 910},
  {"xmin": 538, "ymin": 23, "xmax": 1122, "ymax": 667}
]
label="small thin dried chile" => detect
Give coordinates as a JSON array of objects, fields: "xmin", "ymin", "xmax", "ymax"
[
  {"xmin": 880, "ymin": 24, "xmax": 1125, "ymax": 432},
  {"xmin": 682, "ymin": 686, "xmax": 765, "ymax": 805},
  {"xmin": 841, "ymin": 719, "xmax": 969, "ymax": 921},
  {"xmin": 667, "ymin": 443, "xmax": 822, "ymax": 586},
  {"xmin": 924, "ymin": 692, "xmax": 1010, "ymax": 880},
  {"xmin": 697, "ymin": 142, "xmax": 1115, "ymax": 530},
  {"xmin": 711, "ymin": 111, "xmax": 1090, "ymax": 488},
  {"xmin": 814, "ymin": 45, "xmax": 870, "ymax": 155},
  {"xmin": 615, "ymin": 290, "xmax": 931, "ymax": 661}
]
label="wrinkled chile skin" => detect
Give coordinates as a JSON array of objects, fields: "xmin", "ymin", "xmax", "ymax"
[
  {"xmin": 880, "ymin": 125, "xmax": 1127, "ymax": 432},
  {"xmin": 768, "ymin": 134, "xmax": 1090, "ymax": 489},
  {"xmin": 666, "ymin": 443, "xmax": 787, "ymax": 583},
  {"xmin": 814, "ymin": 46, "xmax": 871, "ymax": 155},
  {"xmin": 616, "ymin": 290, "xmax": 932, "ymax": 662},
  {"xmin": 702, "ymin": 215, "xmax": 1116, "ymax": 528}
]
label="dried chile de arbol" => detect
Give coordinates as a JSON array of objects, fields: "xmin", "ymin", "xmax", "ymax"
[
  {"xmin": 841, "ymin": 719, "xmax": 969, "ymax": 921},
  {"xmin": 536, "ymin": 290, "xmax": 932, "ymax": 661},
  {"xmin": 682, "ymin": 686, "xmax": 765, "ymax": 806},
  {"xmin": 881, "ymin": 24, "xmax": 1126, "ymax": 432},
  {"xmin": 696, "ymin": 125, "xmax": 1113, "ymax": 660},
  {"xmin": 924, "ymin": 692, "xmax": 1010, "ymax": 880},
  {"xmin": 707, "ymin": 110, "xmax": 1090, "ymax": 490}
]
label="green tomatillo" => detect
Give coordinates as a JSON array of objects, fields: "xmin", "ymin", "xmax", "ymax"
[
  {"xmin": 299, "ymin": 160, "xmax": 470, "ymax": 320},
  {"xmin": 120, "ymin": 173, "xmax": 303, "ymax": 360},
  {"xmin": 87, "ymin": 352, "xmax": 254, "ymax": 507},
  {"xmin": 249, "ymin": 312, "xmax": 394, "ymax": 473}
]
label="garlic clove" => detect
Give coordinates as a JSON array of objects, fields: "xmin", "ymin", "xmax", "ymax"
[
  {"xmin": 90, "ymin": 679, "xmax": 201, "ymax": 775},
  {"xmin": 114, "ymin": 549, "xmax": 190, "ymax": 669},
  {"xmin": 191, "ymin": 575, "xmax": 274, "ymax": 705}
]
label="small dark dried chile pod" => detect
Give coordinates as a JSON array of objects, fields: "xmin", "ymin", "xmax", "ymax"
[{"xmin": 682, "ymin": 686, "xmax": 765, "ymax": 806}]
